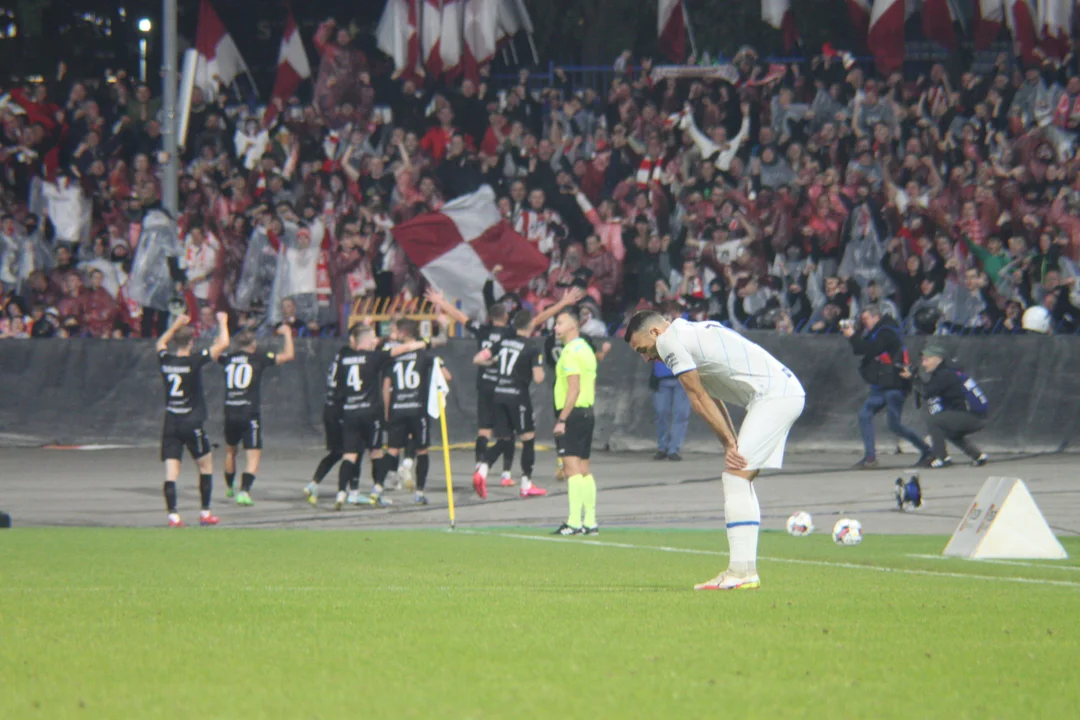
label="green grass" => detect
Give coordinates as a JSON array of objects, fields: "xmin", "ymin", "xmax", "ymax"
[{"xmin": 2, "ymin": 529, "xmax": 1078, "ymax": 720}]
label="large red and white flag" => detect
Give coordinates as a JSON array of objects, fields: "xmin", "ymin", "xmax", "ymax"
[
  {"xmin": 974, "ymin": 0, "xmax": 1004, "ymax": 48},
  {"xmin": 463, "ymin": 0, "xmax": 498, "ymax": 81},
  {"xmin": 377, "ymin": 0, "xmax": 422, "ymax": 78},
  {"xmin": 422, "ymin": 0, "xmax": 444, "ymax": 76},
  {"xmin": 392, "ymin": 186, "xmax": 549, "ymax": 318},
  {"xmin": 1006, "ymin": 0, "xmax": 1039, "ymax": 65},
  {"xmin": 868, "ymin": 0, "xmax": 905, "ymax": 74},
  {"xmin": 658, "ymin": 0, "xmax": 687, "ymax": 62},
  {"xmin": 440, "ymin": 0, "xmax": 463, "ymax": 77},
  {"xmin": 762, "ymin": 0, "xmax": 798, "ymax": 52},
  {"xmin": 846, "ymin": 0, "xmax": 872, "ymax": 47},
  {"xmin": 265, "ymin": 5, "xmax": 311, "ymax": 124},
  {"xmin": 1037, "ymin": 0, "xmax": 1073, "ymax": 57},
  {"xmin": 922, "ymin": 0, "xmax": 958, "ymax": 49},
  {"xmin": 193, "ymin": 0, "xmax": 251, "ymax": 98}
]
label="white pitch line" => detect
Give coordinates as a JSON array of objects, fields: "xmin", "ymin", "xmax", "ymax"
[
  {"xmin": 907, "ymin": 554, "xmax": 1080, "ymax": 571},
  {"xmin": 462, "ymin": 531, "xmax": 1080, "ymax": 589}
]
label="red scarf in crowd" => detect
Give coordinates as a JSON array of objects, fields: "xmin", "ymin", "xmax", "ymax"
[
  {"xmin": 1053, "ymin": 93, "xmax": 1080, "ymax": 129},
  {"xmin": 636, "ymin": 156, "xmax": 663, "ymax": 189}
]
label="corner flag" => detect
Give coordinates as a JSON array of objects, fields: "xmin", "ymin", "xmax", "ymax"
[{"xmin": 428, "ymin": 357, "xmax": 456, "ymax": 528}]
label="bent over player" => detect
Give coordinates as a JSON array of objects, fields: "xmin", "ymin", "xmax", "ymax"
[
  {"xmin": 219, "ymin": 325, "xmax": 295, "ymax": 505},
  {"xmin": 625, "ymin": 312, "xmax": 805, "ymax": 590},
  {"xmin": 157, "ymin": 312, "xmax": 230, "ymax": 527}
]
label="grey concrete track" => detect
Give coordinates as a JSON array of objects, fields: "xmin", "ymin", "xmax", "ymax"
[{"xmin": 3, "ymin": 447, "xmax": 1077, "ymax": 537}]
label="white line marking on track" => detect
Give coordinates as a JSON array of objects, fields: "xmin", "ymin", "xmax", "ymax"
[
  {"xmin": 461, "ymin": 531, "xmax": 1080, "ymax": 589},
  {"xmin": 907, "ymin": 554, "xmax": 1080, "ymax": 571}
]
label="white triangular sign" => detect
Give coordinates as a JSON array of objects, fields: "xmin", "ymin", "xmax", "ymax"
[{"xmin": 944, "ymin": 477, "xmax": 1068, "ymax": 560}]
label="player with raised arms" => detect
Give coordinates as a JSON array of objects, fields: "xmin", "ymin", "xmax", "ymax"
[
  {"xmin": 624, "ymin": 311, "xmax": 805, "ymax": 590},
  {"xmin": 218, "ymin": 325, "xmax": 295, "ymax": 506},
  {"xmin": 156, "ymin": 311, "xmax": 231, "ymax": 527}
]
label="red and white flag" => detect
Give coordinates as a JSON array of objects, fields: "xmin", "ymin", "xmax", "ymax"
[
  {"xmin": 762, "ymin": 0, "xmax": 798, "ymax": 52},
  {"xmin": 265, "ymin": 5, "xmax": 311, "ymax": 124},
  {"xmin": 463, "ymin": 0, "xmax": 498, "ymax": 81},
  {"xmin": 846, "ymin": 0, "xmax": 872, "ymax": 47},
  {"xmin": 658, "ymin": 0, "xmax": 687, "ymax": 62},
  {"xmin": 391, "ymin": 186, "xmax": 549, "ymax": 318},
  {"xmin": 1006, "ymin": 0, "xmax": 1039, "ymax": 66},
  {"xmin": 922, "ymin": 0, "xmax": 958, "ymax": 50},
  {"xmin": 193, "ymin": 0, "xmax": 250, "ymax": 98},
  {"xmin": 422, "ymin": 0, "xmax": 444, "ymax": 76},
  {"xmin": 1037, "ymin": 0, "xmax": 1073, "ymax": 57},
  {"xmin": 377, "ymin": 0, "xmax": 422, "ymax": 78},
  {"xmin": 974, "ymin": 0, "xmax": 1005, "ymax": 48},
  {"xmin": 440, "ymin": 0, "xmax": 463, "ymax": 77},
  {"xmin": 868, "ymin": 0, "xmax": 906, "ymax": 74}
]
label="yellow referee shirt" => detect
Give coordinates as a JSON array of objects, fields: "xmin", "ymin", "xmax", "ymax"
[{"xmin": 554, "ymin": 338, "xmax": 597, "ymax": 411}]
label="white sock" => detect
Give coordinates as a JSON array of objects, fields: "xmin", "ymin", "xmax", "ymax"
[
  {"xmin": 521, "ymin": 475, "xmax": 532, "ymax": 491},
  {"xmin": 722, "ymin": 472, "xmax": 760, "ymax": 576},
  {"xmin": 200, "ymin": 509, "xmax": 211, "ymax": 518},
  {"xmin": 477, "ymin": 462, "xmax": 489, "ymax": 479},
  {"xmin": 168, "ymin": 512, "xmax": 180, "ymax": 523},
  {"xmin": 401, "ymin": 457, "xmax": 414, "ymax": 471}
]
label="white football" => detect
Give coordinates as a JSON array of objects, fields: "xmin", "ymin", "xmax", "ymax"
[
  {"xmin": 786, "ymin": 511, "xmax": 814, "ymax": 537},
  {"xmin": 832, "ymin": 518, "xmax": 863, "ymax": 546}
]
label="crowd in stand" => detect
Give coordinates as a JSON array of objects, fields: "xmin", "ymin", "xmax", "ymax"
[{"xmin": 3, "ymin": 25, "xmax": 1080, "ymax": 341}]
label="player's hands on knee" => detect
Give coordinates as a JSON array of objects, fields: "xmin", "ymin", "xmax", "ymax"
[{"xmin": 725, "ymin": 446, "xmax": 748, "ymax": 472}]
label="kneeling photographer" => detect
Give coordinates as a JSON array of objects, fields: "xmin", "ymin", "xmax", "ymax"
[
  {"xmin": 900, "ymin": 344, "xmax": 989, "ymax": 469},
  {"xmin": 843, "ymin": 305, "xmax": 933, "ymax": 469}
]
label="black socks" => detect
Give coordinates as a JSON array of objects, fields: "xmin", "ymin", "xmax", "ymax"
[
  {"xmin": 199, "ymin": 474, "xmax": 212, "ymax": 510},
  {"xmin": 522, "ymin": 438, "xmax": 536, "ymax": 477},
  {"xmin": 313, "ymin": 452, "xmax": 343, "ymax": 483},
  {"xmin": 241, "ymin": 472, "xmax": 255, "ymax": 492},
  {"xmin": 339, "ymin": 460, "xmax": 356, "ymax": 493},
  {"xmin": 416, "ymin": 454, "xmax": 430, "ymax": 491},
  {"xmin": 164, "ymin": 481, "xmax": 177, "ymax": 513},
  {"xmin": 224, "ymin": 471, "xmax": 236, "ymax": 489},
  {"xmin": 475, "ymin": 436, "xmax": 488, "ymax": 464}
]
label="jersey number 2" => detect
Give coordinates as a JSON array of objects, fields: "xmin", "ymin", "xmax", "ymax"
[{"xmin": 167, "ymin": 373, "xmax": 184, "ymax": 397}]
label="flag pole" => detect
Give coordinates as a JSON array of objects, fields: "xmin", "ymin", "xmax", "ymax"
[
  {"xmin": 681, "ymin": 0, "xmax": 698, "ymax": 60},
  {"xmin": 437, "ymin": 386, "xmax": 455, "ymax": 530}
]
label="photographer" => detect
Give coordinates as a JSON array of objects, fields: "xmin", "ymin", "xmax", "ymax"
[
  {"xmin": 900, "ymin": 344, "xmax": 989, "ymax": 469},
  {"xmin": 843, "ymin": 305, "xmax": 932, "ymax": 469}
]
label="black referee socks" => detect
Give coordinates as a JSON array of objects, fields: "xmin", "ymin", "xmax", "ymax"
[
  {"xmin": 241, "ymin": 472, "xmax": 255, "ymax": 492},
  {"xmin": 163, "ymin": 481, "xmax": 178, "ymax": 514},
  {"xmin": 199, "ymin": 474, "xmax": 213, "ymax": 510},
  {"xmin": 522, "ymin": 439, "xmax": 536, "ymax": 477}
]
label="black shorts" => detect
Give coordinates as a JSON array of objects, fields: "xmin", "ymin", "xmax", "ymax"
[
  {"xmin": 493, "ymin": 397, "xmax": 535, "ymax": 437},
  {"xmin": 161, "ymin": 413, "xmax": 211, "ymax": 462},
  {"xmin": 477, "ymin": 386, "xmax": 497, "ymax": 430},
  {"xmin": 342, "ymin": 415, "xmax": 384, "ymax": 455},
  {"xmin": 556, "ymin": 407, "xmax": 595, "ymax": 460},
  {"xmin": 323, "ymin": 405, "xmax": 343, "ymax": 453},
  {"xmin": 388, "ymin": 414, "xmax": 430, "ymax": 450},
  {"xmin": 224, "ymin": 413, "xmax": 262, "ymax": 450}
]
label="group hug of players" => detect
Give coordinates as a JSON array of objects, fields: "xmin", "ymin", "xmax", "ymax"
[{"xmin": 154, "ymin": 284, "xmax": 606, "ymax": 529}]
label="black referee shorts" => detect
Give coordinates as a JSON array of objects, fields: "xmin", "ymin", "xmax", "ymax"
[
  {"xmin": 494, "ymin": 397, "xmax": 536, "ymax": 437},
  {"xmin": 388, "ymin": 414, "xmax": 430, "ymax": 450},
  {"xmin": 477, "ymin": 386, "xmax": 497, "ymax": 430},
  {"xmin": 224, "ymin": 413, "xmax": 262, "ymax": 450},
  {"xmin": 323, "ymin": 405, "xmax": 344, "ymax": 453},
  {"xmin": 556, "ymin": 407, "xmax": 595, "ymax": 460},
  {"xmin": 342, "ymin": 415, "xmax": 384, "ymax": 455},
  {"xmin": 161, "ymin": 413, "xmax": 211, "ymax": 462}
]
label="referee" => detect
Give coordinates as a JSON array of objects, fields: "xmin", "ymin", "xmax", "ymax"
[{"xmin": 551, "ymin": 307, "xmax": 599, "ymax": 537}]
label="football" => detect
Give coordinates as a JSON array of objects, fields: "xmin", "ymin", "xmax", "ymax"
[
  {"xmin": 832, "ymin": 518, "xmax": 863, "ymax": 546},
  {"xmin": 786, "ymin": 511, "xmax": 814, "ymax": 536}
]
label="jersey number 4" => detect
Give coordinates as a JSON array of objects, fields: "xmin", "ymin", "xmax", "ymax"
[
  {"xmin": 346, "ymin": 364, "xmax": 364, "ymax": 392},
  {"xmin": 393, "ymin": 360, "xmax": 421, "ymax": 390},
  {"xmin": 225, "ymin": 363, "xmax": 253, "ymax": 390}
]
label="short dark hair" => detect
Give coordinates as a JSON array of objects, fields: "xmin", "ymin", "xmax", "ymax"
[
  {"xmin": 396, "ymin": 318, "xmax": 420, "ymax": 340},
  {"xmin": 512, "ymin": 309, "xmax": 532, "ymax": 331},
  {"xmin": 623, "ymin": 310, "xmax": 665, "ymax": 343},
  {"xmin": 556, "ymin": 306, "xmax": 581, "ymax": 326},
  {"xmin": 173, "ymin": 326, "xmax": 195, "ymax": 347},
  {"xmin": 488, "ymin": 303, "xmax": 509, "ymax": 322},
  {"xmin": 235, "ymin": 329, "xmax": 256, "ymax": 348}
]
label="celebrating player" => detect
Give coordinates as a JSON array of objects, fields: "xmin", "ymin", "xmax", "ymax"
[
  {"xmin": 156, "ymin": 312, "xmax": 230, "ymax": 527},
  {"xmin": 550, "ymin": 307, "xmax": 600, "ymax": 536},
  {"xmin": 305, "ymin": 349, "xmax": 347, "ymax": 505},
  {"xmin": 424, "ymin": 288, "xmax": 512, "ymax": 482},
  {"xmin": 471, "ymin": 310, "xmax": 548, "ymax": 499},
  {"xmin": 625, "ymin": 311, "xmax": 806, "ymax": 590},
  {"xmin": 219, "ymin": 325, "xmax": 295, "ymax": 506},
  {"xmin": 384, "ymin": 319, "xmax": 452, "ymax": 505},
  {"xmin": 328, "ymin": 323, "xmax": 429, "ymax": 510}
]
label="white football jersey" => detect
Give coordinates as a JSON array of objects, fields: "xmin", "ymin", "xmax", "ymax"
[{"xmin": 655, "ymin": 318, "xmax": 804, "ymax": 407}]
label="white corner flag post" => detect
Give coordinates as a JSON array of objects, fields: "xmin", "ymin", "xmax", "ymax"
[
  {"xmin": 943, "ymin": 477, "xmax": 1068, "ymax": 560},
  {"xmin": 427, "ymin": 357, "xmax": 455, "ymax": 529}
]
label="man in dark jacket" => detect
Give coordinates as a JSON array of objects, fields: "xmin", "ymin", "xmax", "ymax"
[
  {"xmin": 900, "ymin": 344, "xmax": 989, "ymax": 469},
  {"xmin": 843, "ymin": 305, "xmax": 932, "ymax": 468}
]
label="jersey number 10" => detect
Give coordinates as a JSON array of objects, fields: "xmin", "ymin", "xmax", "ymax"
[{"xmin": 225, "ymin": 363, "xmax": 253, "ymax": 390}]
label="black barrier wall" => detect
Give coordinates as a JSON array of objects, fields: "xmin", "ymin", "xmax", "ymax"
[{"xmin": 1, "ymin": 336, "xmax": 1077, "ymax": 453}]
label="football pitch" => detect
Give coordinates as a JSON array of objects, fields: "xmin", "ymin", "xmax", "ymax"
[{"xmin": 3, "ymin": 528, "xmax": 1079, "ymax": 720}]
